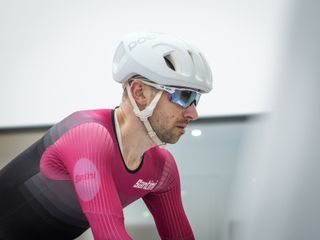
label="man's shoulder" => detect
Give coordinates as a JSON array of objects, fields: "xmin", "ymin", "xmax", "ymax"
[
  {"xmin": 58, "ymin": 108, "xmax": 113, "ymax": 128},
  {"xmin": 147, "ymin": 146, "xmax": 175, "ymax": 163},
  {"xmin": 148, "ymin": 147, "xmax": 180, "ymax": 193},
  {"xmin": 69, "ymin": 108, "xmax": 112, "ymax": 121},
  {"xmin": 45, "ymin": 109, "xmax": 115, "ymax": 145}
]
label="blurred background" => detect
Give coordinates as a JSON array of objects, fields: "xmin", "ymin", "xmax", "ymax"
[{"xmin": 1, "ymin": 0, "xmax": 319, "ymax": 239}]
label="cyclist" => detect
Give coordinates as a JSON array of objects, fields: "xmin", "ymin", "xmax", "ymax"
[{"xmin": 0, "ymin": 32, "xmax": 212, "ymax": 239}]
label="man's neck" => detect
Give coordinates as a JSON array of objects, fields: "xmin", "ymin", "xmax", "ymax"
[{"xmin": 115, "ymin": 103, "xmax": 156, "ymax": 170}]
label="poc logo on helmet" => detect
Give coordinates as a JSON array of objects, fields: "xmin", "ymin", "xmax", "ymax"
[{"xmin": 128, "ymin": 34, "xmax": 157, "ymax": 51}]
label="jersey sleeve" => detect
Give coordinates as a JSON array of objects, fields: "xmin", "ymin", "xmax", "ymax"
[
  {"xmin": 142, "ymin": 151, "xmax": 195, "ymax": 240},
  {"xmin": 40, "ymin": 122, "xmax": 132, "ymax": 240}
]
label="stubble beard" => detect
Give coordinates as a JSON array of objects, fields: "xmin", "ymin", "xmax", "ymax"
[{"xmin": 149, "ymin": 117, "xmax": 181, "ymax": 144}]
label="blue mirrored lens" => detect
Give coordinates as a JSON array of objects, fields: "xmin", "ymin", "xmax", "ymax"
[{"xmin": 168, "ymin": 90, "xmax": 201, "ymax": 109}]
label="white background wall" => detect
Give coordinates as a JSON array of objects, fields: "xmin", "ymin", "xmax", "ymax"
[
  {"xmin": 0, "ymin": 0, "xmax": 291, "ymax": 128},
  {"xmin": 227, "ymin": 1, "xmax": 320, "ymax": 239}
]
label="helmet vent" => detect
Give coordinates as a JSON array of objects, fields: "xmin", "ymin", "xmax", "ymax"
[
  {"xmin": 188, "ymin": 50, "xmax": 207, "ymax": 80},
  {"xmin": 187, "ymin": 50, "xmax": 194, "ymax": 63},
  {"xmin": 164, "ymin": 55, "xmax": 176, "ymax": 71}
]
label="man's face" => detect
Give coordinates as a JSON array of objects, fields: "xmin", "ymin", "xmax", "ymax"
[{"xmin": 149, "ymin": 91, "xmax": 199, "ymax": 144}]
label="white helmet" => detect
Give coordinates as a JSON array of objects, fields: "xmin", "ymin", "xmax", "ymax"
[{"xmin": 112, "ymin": 32, "xmax": 213, "ymax": 93}]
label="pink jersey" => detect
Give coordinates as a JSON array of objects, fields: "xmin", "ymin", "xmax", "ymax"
[{"xmin": 40, "ymin": 109, "xmax": 194, "ymax": 240}]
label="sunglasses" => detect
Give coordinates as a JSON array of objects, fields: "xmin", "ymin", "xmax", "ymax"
[
  {"xmin": 142, "ymin": 80, "xmax": 201, "ymax": 109},
  {"xmin": 167, "ymin": 90, "xmax": 201, "ymax": 108}
]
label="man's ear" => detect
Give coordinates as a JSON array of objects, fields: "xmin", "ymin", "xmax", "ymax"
[{"xmin": 130, "ymin": 80, "xmax": 148, "ymax": 108}]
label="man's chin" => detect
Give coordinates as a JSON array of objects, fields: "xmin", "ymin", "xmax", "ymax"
[
  {"xmin": 156, "ymin": 129, "xmax": 183, "ymax": 144},
  {"xmin": 163, "ymin": 135, "xmax": 181, "ymax": 144}
]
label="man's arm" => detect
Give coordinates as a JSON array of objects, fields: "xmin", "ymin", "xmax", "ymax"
[
  {"xmin": 41, "ymin": 122, "xmax": 132, "ymax": 240},
  {"xmin": 143, "ymin": 154, "xmax": 195, "ymax": 240}
]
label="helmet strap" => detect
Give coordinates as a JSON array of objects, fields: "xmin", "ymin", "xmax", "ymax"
[{"xmin": 126, "ymin": 84, "xmax": 166, "ymax": 146}]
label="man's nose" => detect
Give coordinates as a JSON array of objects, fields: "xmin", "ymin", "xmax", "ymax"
[{"xmin": 183, "ymin": 103, "xmax": 198, "ymax": 121}]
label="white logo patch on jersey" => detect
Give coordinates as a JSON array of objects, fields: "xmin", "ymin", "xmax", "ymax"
[
  {"xmin": 133, "ymin": 179, "xmax": 158, "ymax": 191},
  {"xmin": 73, "ymin": 158, "xmax": 100, "ymax": 201}
]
